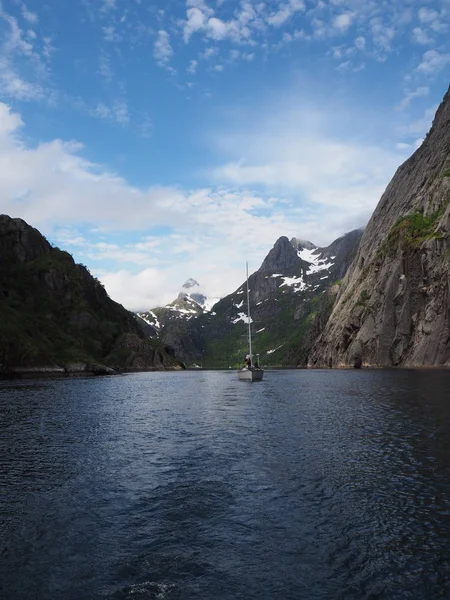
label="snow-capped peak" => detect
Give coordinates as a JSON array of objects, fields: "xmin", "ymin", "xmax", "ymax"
[{"xmin": 178, "ymin": 278, "xmax": 220, "ymax": 312}]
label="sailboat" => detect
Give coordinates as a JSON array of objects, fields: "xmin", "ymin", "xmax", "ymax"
[{"xmin": 237, "ymin": 263, "xmax": 264, "ymax": 382}]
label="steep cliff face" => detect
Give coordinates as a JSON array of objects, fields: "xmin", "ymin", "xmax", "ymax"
[
  {"xmin": 309, "ymin": 86, "xmax": 450, "ymax": 368},
  {"xmin": 0, "ymin": 215, "xmax": 184, "ymax": 375}
]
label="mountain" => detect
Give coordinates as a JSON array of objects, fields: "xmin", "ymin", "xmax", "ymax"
[
  {"xmin": 0, "ymin": 215, "xmax": 184, "ymax": 376},
  {"xmin": 179, "ymin": 278, "xmax": 207, "ymax": 308},
  {"xmin": 137, "ymin": 278, "xmax": 219, "ymax": 332},
  {"xmin": 195, "ymin": 230, "xmax": 363, "ymax": 367},
  {"xmin": 140, "ymin": 230, "xmax": 363, "ymax": 367},
  {"xmin": 136, "ymin": 278, "xmax": 219, "ymax": 363},
  {"xmin": 308, "ymin": 85, "xmax": 450, "ymax": 368}
]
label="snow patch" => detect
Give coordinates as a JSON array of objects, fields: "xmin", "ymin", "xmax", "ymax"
[
  {"xmin": 232, "ymin": 312, "xmax": 253, "ymax": 325},
  {"xmin": 267, "ymin": 344, "xmax": 283, "ymax": 354},
  {"xmin": 279, "ymin": 276, "xmax": 308, "ymax": 293},
  {"xmin": 298, "ymin": 248, "xmax": 334, "ymax": 274},
  {"xmin": 203, "ymin": 297, "xmax": 220, "ymax": 312},
  {"xmin": 138, "ymin": 311, "xmax": 160, "ymax": 330}
]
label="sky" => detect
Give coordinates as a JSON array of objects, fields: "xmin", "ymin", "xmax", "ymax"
[{"xmin": 0, "ymin": 0, "xmax": 449, "ymax": 310}]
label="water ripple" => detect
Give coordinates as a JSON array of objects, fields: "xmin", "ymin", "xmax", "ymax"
[{"xmin": 1, "ymin": 370, "xmax": 450, "ymax": 599}]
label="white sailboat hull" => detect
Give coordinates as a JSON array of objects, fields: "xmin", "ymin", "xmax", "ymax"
[{"xmin": 237, "ymin": 368, "xmax": 264, "ymax": 382}]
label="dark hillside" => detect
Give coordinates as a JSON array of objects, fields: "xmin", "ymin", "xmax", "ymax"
[{"xmin": 0, "ymin": 215, "xmax": 184, "ymax": 376}]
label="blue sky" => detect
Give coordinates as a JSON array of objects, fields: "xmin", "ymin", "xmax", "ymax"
[{"xmin": 0, "ymin": 0, "xmax": 449, "ymax": 309}]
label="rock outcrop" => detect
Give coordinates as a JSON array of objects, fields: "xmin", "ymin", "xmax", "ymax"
[
  {"xmin": 308, "ymin": 85, "xmax": 450, "ymax": 368},
  {"xmin": 0, "ymin": 215, "xmax": 185, "ymax": 376}
]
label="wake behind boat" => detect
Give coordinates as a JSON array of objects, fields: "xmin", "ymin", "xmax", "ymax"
[{"xmin": 237, "ymin": 263, "xmax": 264, "ymax": 382}]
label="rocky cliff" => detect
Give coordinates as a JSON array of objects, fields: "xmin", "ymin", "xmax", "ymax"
[
  {"xmin": 308, "ymin": 85, "xmax": 450, "ymax": 368},
  {"xmin": 0, "ymin": 215, "xmax": 184, "ymax": 376}
]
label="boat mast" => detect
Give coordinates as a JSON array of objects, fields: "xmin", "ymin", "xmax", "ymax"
[{"xmin": 246, "ymin": 262, "xmax": 253, "ymax": 366}]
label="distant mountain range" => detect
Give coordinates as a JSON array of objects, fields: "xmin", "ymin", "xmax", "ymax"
[
  {"xmin": 136, "ymin": 229, "xmax": 363, "ymax": 367},
  {"xmin": 136, "ymin": 278, "xmax": 219, "ymax": 333}
]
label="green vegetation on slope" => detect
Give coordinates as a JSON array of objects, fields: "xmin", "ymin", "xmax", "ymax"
[{"xmin": 381, "ymin": 202, "xmax": 449, "ymax": 256}]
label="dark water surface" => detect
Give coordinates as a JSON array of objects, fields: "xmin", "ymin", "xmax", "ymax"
[{"xmin": 1, "ymin": 370, "xmax": 450, "ymax": 600}]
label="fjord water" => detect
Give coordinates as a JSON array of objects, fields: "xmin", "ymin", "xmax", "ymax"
[{"xmin": 1, "ymin": 370, "xmax": 449, "ymax": 600}]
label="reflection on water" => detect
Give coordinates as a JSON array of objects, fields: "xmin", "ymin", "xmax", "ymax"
[{"xmin": 1, "ymin": 370, "xmax": 450, "ymax": 599}]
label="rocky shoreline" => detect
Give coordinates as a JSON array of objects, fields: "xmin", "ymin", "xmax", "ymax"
[{"xmin": 0, "ymin": 362, "xmax": 186, "ymax": 379}]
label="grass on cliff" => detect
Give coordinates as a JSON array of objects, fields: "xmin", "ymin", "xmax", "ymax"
[
  {"xmin": 357, "ymin": 289, "xmax": 370, "ymax": 307},
  {"xmin": 381, "ymin": 201, "xmax": 449, "ymax": 256}
]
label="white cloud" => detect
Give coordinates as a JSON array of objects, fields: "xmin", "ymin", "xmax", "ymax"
[
  {"xmin": 101, "ymin": 0, "xmax": 117, "ymax": 12},
  {"xmin": 91, "ymin": 102, "xmax": 111, "ymax": 120},
  {"xmin": 100, "ymin": 268, "xmax": 176, "ymax": 312},
  {"xmin": 0, "ymin": 4, "xmax": 54, "ymax": 104},
  {"xmin": 418, "ymin": 8, "xmax": 439, "ymax": 24},
  {"xmin": 103, "ymin": 25, "xmax": 121, "ymax": 42},
  {"xmin": 187, "ymin": 59, "xmax": 198, "ymax": 74},
  {"xmin": 371, "ymin": 18, "xmax": 396, "ymax": 53},
  {"xmin": 396, "ymin": 142, "xmax": 411, "ymax": 150},
  {"xmin": 413, "ymin": 27, "xmax": 434, "ymax": 45},
  {"xmin": 211, "ymin": 96, "xmax": 407, "ymax": 228},
  {"xmin": 267, "ymin": 0, "xmax": 305, "ymax": 28},
  {"xmin": 355, "ymin": 36, "xmax": 365, "ymax": 50},
  {"xmin": 21, "ymin": 4, "xmax": 38, "ymax": 24},
  {"xmin": 182, "ymin": 0, "xmax": 257, "ymax": 44},
  {"xmin": 398, "ymin": 86, "xmax": 429, "ymax": 110},
  {"xmin": 333, "ymin": 13, "xmax": 354, "ymax": 32},
  {"xmin": 416, "ymin": 49, "xmax": 450, "ymax": 74},
  {"xmin": 0, "ymin": 57, "xmax": 44, "ymax": 100},
  {"xmin": 184, "ymin": 5, "xmax": 212, "ymax": 42},
  {"xmin": 89, "ymin": 100, "xmax": 130, "ymax": 126},
  {"xmin": 42, "ymin": 36, "xmax": 55, "ymax": 60},
  {"xmin": 206, "ymin": 16, "xmax": 252, "ymax": 41},
  {"xmin": 154, "ymin": 30, "xmax": 173, "ymax": 66},
  {"xmin": 201, "ymin": 46, "xmax": 218, "ymax": 59},
  {"xmin": 113, "ymin": 100, "xmax": 130, "ymax": 125},
  {"xmin": 173, "ymin": 0, "xmax": 450, "ymax": 71},
  {"xmin": 2, "ymin": 12, "xmax": 38, "ymax": 58}
]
